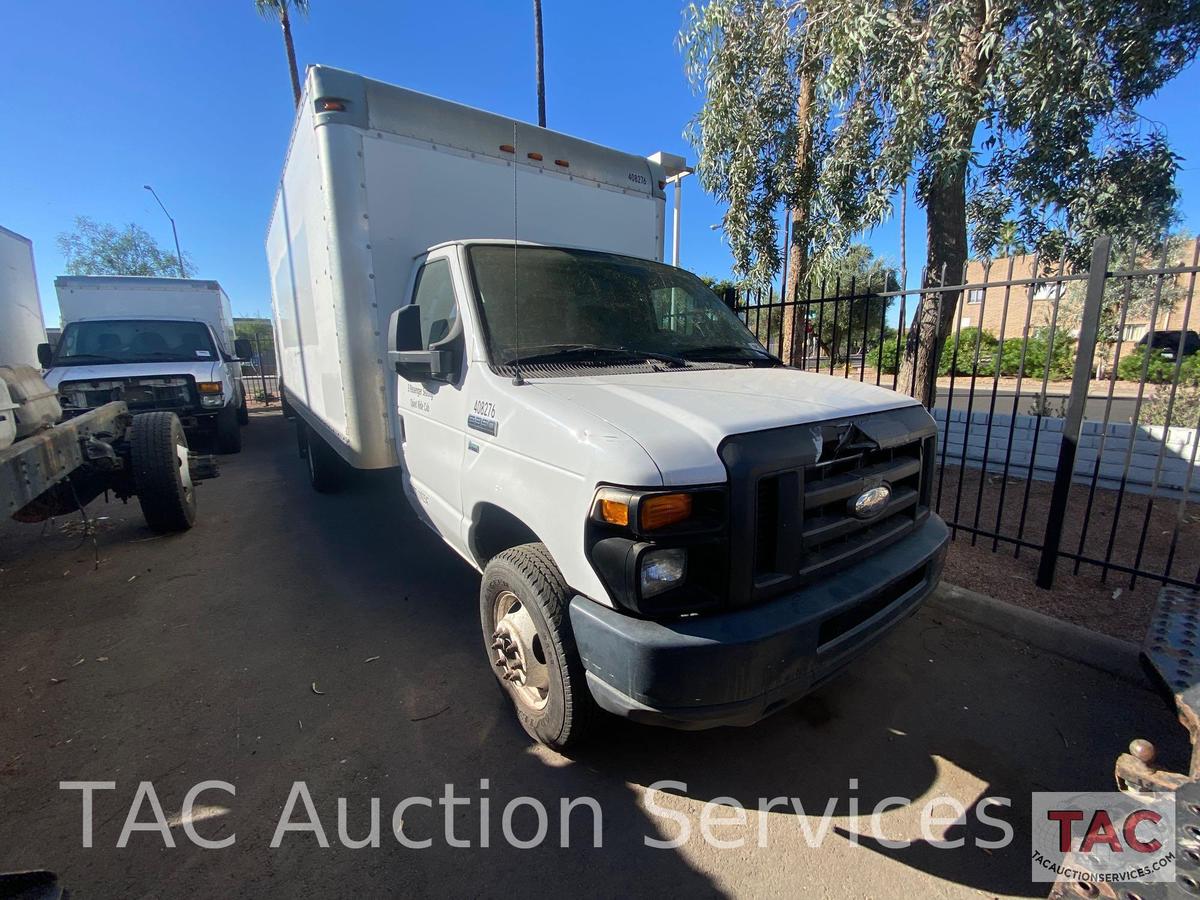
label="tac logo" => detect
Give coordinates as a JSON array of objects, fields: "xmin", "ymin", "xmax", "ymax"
[{"xmin": 1031, "ymin": 792, "xmax": 1176, "ymax": 884}]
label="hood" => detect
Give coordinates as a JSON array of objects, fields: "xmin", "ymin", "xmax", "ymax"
[
  {"xmin": 529, "ymin": 367, "xmax": 923, "ymax": 485},
  {"xmin": 44, "ymin": 360, "xmax": 219, "ymax": 386}
]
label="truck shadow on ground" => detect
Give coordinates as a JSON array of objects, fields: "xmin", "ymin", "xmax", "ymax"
[{"xmin": 264, "ymin": 413, "xmax": 1186, "ymax": 898}]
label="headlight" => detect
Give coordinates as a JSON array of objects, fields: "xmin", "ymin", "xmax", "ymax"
[
  {"xmin": 200, "ymin": 393, "xmax": 224, "ymax": 408},
  {"xmin": 586, "ymin": 484, "xmax": 727, "ymax": 617},
  {"xmin": 640, "ymin": 548, "xmax": 687, "ymax": 598}
]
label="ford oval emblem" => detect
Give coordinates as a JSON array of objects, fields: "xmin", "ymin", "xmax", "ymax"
[{"xmin": 852, "ymin": 485, "xmax": 891, "ymax": 519}]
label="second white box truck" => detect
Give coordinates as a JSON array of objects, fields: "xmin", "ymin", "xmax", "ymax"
[
  {"xmin": 268, "ymin": 66, "xmax": 948, "ymax": 749},
  {"xmin": 43, "ymin": 276, "xmax": 252, "ymax": 453}
]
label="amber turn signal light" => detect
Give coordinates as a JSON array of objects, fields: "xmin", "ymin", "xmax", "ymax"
[
  {"xmin": 640, "ymin": 493, "xmax": 693, "ymax": 530},
  {"xmin": 197, "ymin": 382, "xmax": 223, "ymax": 394},
  {"xmin": 599, "ymin": 498, "xmax": 630, "ymax": 526}
]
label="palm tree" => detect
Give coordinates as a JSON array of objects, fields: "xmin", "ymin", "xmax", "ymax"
[
  {"xmin": 533, "ymin": 0, "xmax": 546, "ymax": 127},
  {"xmin": 254, "ymin": 0, "xmax": 310, "ymax": 107}
]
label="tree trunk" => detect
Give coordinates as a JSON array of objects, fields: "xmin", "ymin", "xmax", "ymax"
[
  {"xmin": 533, "ymin": 0, "xmax": 547, "ymax": 127},
  {"xmin": 779, "ymin": 73, "xmax": 816, "ymax": 367},
  {"xmin": 281, "ymin": 8, "xmax": 302, "ymax": 108},
  {"xmin": 897, "ymin": 155, "xmax": 969, "ymax": 407}
]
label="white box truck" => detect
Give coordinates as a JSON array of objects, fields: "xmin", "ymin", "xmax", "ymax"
[
  {"xmin": 267, "ymin": 66, "xmax": 949, "ymax": 749},
  {"xmin": 43, "ymin": 276, "xmax": 252, "ymax": 453},
  {"xmin": 0, "ymin": 226, "xmax": 48, "ymax": 370}
]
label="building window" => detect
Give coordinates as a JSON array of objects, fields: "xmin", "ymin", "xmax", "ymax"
[
  {"xmin": 1032, "ymin": 281, "xmax": 1063, "ymax": 301},
  {"xmin": 966, "ymin": 288, "xmax": 984, "ymax": 304},
  {"xmin": 1122, "ymin": 323, "xmax": 1147, "ymax": 343}
]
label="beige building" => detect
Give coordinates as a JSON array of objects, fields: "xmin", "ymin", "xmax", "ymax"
[{"xmin": 954, "ymin": 253, "xmax": 1200, "ymax": 355}]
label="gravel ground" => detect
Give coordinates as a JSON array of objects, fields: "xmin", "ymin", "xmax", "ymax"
[{"xmin": 933, "ymin": 463, "xmax": 1198, "ymax": 641}]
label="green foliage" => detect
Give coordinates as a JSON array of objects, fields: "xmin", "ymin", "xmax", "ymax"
[
  {"xmin": 1118, "ymin": 348, "xmax": 1200, "ymax": 384},
  {"xmin": 939, "ymin": 327, "xmax": 999, "ymax": 376},
  {"xmin": 995, "ymin": 328, "xmax": 1077, "ymax": 380},
  {"xmin": 804, "ymin": 245, "xmax": 898, "ymax": 363},
  {"xmin": 235, "ymin": 319, "xmax": 274, "ymax": 341},
  {"xmin": 253, "ymin": 0, "xmax": 309, "ymax": 19},
  {"xmin": 698, "ymin": 274, "xmax": 742, "ymax": 299},
  {"xmin": 679, "ymin": 0, "xmax": 1198, "ymax": 283},
  {"xmin": 57, "ymin": 216, "xmax": 193, "ymax": 278},
  {"xmin": 867, "ymin": 332, "xmax": 902, "ymax": 374}
]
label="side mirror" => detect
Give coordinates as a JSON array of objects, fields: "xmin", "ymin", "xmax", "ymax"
[
  {"xmin": 387, "ymin": 305, "xmax": 459, "ymax": 383},
  {"xmin": 37, "ymin": 343, "xmax": 53, "ymax": 368},
  {"xmin": 234, "ymin": 338, "xmax": 254, "ymax": 361}
]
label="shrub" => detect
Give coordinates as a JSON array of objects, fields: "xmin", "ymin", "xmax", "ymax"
[
  {"xmin": 938, "ymin": 327, "xmax": 999, "ymax": 377},
  {"xmin": 995, "ymin": 327, "xmax": 1075, "ymax": 380},
  {"xmin": 866, "ymin": 335, "xmax": 902, "ymax": 374},
  {"xmin": 1117, "ymin": 347, "xmax": 1200, "ymax": 384}
]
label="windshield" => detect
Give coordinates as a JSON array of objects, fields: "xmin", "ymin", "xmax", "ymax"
[
  {"xmin": 466, "ymin": 246, "xmax": 769, "ymax": 368},
  {"xmin": 54, "ymin": 319, "xmax": 218, "ymax": 366}
]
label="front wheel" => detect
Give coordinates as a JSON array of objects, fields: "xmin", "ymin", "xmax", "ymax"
[
  {"xmin": 480, "ymin": 543, "xmax": 596, "ymax": 751},
  {"xmin": 130, "ymin": 412, "xmax": 196, "ymax": 533}
]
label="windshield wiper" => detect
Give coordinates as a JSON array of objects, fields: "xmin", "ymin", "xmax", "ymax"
[
  {"xmin": 504, "ymin": 344, "xmax": 689, "ymax": 368},
  {"xmin": 679, "ymin": 345, "xmax": 781, "ymax": 365}
]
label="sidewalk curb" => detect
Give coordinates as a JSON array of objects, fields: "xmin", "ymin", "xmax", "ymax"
[{"xmin": 927, "ymin": 582, "xmax": 1148, "ymax": 687}]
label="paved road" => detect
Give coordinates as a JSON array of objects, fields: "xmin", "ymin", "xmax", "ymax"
[{"xmin": 0, "ymin": 411, "xmax": 1186, "ymax": 898}]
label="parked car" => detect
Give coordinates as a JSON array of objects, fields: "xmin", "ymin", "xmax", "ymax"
[
  {"xmin": 266, "ymin": 66, "xmax": 949, "ymax": 749},
  {"xmin": 42, "ymin": 276, "xmax": 252, "ymax": 453},
  {"xmin": 1137, "ymin": 329, "xmax": 1200, "ymax": 361}
]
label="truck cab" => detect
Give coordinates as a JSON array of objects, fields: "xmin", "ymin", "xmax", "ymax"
[
  {"xmin": 382, "ymin": 240, "xmax": 948, "ymax": 746},
  {"xmin": 45, "ymin": 277, "xmax": 251, "ymax": 454}
]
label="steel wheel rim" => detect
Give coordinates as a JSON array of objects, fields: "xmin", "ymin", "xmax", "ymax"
[{"xmin": 491, "ymin": 590, "xmax": 550, "ymax": 711}]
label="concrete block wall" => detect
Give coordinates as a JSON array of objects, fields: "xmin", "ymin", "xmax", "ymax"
[{"xmin": 931, "ymin": 408, "xmax": 1200, "ymax": 497}]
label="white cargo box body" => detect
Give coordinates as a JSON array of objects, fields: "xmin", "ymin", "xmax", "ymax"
[
  {"xmin": 54, "ymin": 276, "xmax": 236, "ymax": 355},
  {"xmin": 266, "ymin": 66, "xmax": 667, "ymax": 469},
  {"xmin": 0, "ymin": 226, "xmax": 47, "ymax": 370}
]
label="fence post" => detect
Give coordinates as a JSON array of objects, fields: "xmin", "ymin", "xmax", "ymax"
[{"xmin": 1036, "ymin": 235, "xmax": 1112, "ymax": 588}]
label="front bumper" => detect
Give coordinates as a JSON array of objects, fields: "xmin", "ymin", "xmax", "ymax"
[{"xmin": 569, "ymin": 514, "xmax": 949, "ymax": 730}]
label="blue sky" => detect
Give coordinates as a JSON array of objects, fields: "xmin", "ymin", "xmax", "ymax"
[{"xmin": 3, "ymin": 1, "xmax": 1198, "ymax": 323}]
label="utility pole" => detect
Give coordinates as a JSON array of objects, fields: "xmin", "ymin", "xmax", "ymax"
[
  {"xmin": 143, "ymin": 184, "xmax": 185, "ymax": 278},
  {"xmin": 533, "ymin": 0, "xmax": 546, "ymax": 127}
]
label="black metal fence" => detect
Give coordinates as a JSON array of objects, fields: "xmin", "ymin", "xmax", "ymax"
[
  {"xmin": 731, "ymin": 236, "xmax": 1200, "ymax": 591},
  {"xmin": 237, "ymin": 330, "xmax": 280, "ymax": 408}
]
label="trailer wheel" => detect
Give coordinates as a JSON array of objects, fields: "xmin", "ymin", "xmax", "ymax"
[
  {"xmin": 304, "ymin": 423, "xmax": 344, "ymax": 493},
  {"xmin": 480, "ymin": 543, "xmax": 596, "ymax": 751},
  {"xmin": 215, "ymin": 405, "xmax": 242, "ymax": 454},
  {"xmin": 131, "ymin": 412, "xmax": 197, "ymax": 533}
]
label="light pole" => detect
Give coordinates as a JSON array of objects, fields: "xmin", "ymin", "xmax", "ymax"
[
  {"xmin": 647, "ymin": 152, "xmax": 693, "ymax": 267},
  {"xmin": 143, "ymin": 184, "xmax": 186, "ymax": 278}
]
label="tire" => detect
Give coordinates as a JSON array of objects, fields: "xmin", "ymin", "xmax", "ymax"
[
  {"xmin": 130, "ymin": 412, "xmax": 196, "ymax": 533},
  {"xmin": 296, "ymin": 418, "xmax": 309, "ymax": 459},
  {"xmin": 480, "ymin": 543, "xmax": 596, "ymax": 751},
  {"xmin": 304, "ymin": 422, "xmax": 344, "ymax": 493},
  {"xmin": 215, "ymin": 404, "xmax": 242, "ymax": 454},
  {"xmin": 237, "ymin": 396, "xmax": 249, "ymax": 426}
]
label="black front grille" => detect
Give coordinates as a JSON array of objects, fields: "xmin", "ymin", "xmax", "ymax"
[
  {"xmin": 793, "ymin": 437, "xmax": 927, "ymax": 583},
  {"xmin": 719, "ymin": 405, "xmax": 937, "ymax": 608}
]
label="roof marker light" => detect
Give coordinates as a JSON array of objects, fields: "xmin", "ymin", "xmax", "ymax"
[
  {"xmin": 554, "ymin": 159, "xmax": 569, "ymax": 168},
  {"xmin": 499, "ymin": 144, "xmax": 515, "ymax": 153},
  {"xmin": 318, "ymin": 98, "xmax": 346, "ymax": 112},
  {"xmin": 527, "ymin": 152, "xmax": 544, "ymax": 161}
]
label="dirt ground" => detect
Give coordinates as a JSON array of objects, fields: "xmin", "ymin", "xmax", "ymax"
[
  {"xmin": 0, "ymin": 410, "xmax": 1188, "ymax": 898},
  {"xmin": 933, "ymin": 463, "xmax": 1198, "ymax": 642}
]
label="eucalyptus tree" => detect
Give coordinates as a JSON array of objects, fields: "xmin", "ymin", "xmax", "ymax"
[
  {"xmin": 680, "ymin": 0, "xmax": 1198, "ymax": 401},
  {"xmin": 255, "ymin": 0, "xmax": 311, "ymax": 107}
]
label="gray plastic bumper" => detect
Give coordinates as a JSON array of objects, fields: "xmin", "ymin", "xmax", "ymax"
[{"xmin": 569, "ymin": 515, "xmax": 949, "ymax": 730}]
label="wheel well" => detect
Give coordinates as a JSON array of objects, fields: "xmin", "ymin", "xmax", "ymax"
[{"xmin": 470, "ymin": 504, "xmax": 541, "ymax": 567}]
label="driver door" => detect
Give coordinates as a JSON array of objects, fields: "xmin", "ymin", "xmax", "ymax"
[{"xmin": 397, "ymin": 252, "xmax": 469, "ymax": 540}]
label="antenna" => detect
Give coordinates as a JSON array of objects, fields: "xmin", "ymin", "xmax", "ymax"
[{"xmin": 512, "ymin": 121, "xmax": 525, "ymax": 386}]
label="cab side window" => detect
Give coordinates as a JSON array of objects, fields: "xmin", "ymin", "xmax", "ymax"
[{"xmin": 412, "ymin": 259, "xmax": 459, "ymax": 350}]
